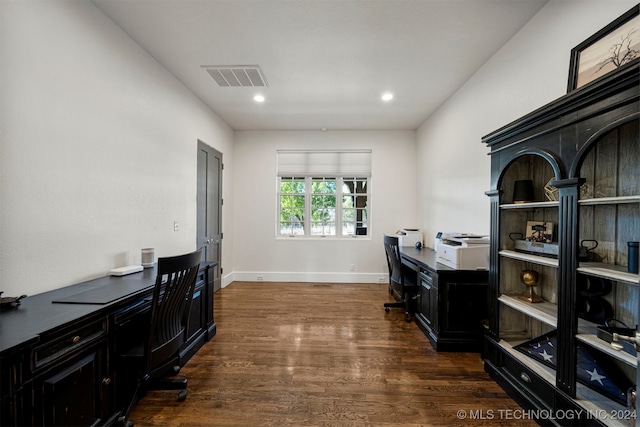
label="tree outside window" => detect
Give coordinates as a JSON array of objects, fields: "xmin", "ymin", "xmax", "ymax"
[
  {"xmin": 279, "ymin": 177, "xmax": 305, "ymax": 236},
  {"xmin": 311, "ymin": 177, "xmax": 336, "ymax": 236},
  {"xmin": 342, "ymin": 177, "xmax": 368, "ymax": 236},
  {"xmin": 278, "ymin": 176, "xmax": 368, "ymax": 238}
]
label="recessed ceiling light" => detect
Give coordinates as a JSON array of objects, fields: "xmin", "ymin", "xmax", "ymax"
[
  {"xmin": 254, "ymin": 95, "xmax": 265, "ymax": 103},
  {"xmin": 381, "ymin": 92, "xmax": 394, "ymax": 101}
]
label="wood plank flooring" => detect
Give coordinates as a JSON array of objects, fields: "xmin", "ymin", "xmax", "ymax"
[{"xmin": 128, "ymin": 282, "xmax": 535, "ymax": 426}]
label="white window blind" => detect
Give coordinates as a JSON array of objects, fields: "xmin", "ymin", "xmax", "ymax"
[{"xmin": 277, "ymin": 150, "xmax": 372, "ymax": 177}]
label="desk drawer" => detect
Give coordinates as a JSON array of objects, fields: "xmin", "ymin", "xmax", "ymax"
[
  {"xmin": 501, "ymin": 352, "xmax": 554, "ymax": 408},
  {"xmin": 33, "ymin": 319, "xmax": 107, "ymax": 370}
]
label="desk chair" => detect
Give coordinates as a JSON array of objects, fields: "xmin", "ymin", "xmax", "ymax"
[
  {"xmin": 118, "ymin": 249, "xmax": 202, "ymax": 426},
  {"xmin": 383, "ymin": 235, "xmax": 417, "ymax": 322}
]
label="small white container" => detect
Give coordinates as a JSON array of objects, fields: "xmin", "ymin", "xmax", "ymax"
[{"xmin": 141, "ymin": 248, "xmax": 155, "ymax": 268}]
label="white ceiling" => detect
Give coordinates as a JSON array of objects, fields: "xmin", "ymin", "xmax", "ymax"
[{"xmin": 92, "ymin": 0, "xmax": 548, "ymax": 131}]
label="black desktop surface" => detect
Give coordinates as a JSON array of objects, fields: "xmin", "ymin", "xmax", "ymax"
[
  {"xmin": 0, "ymin": 268, "xmax": 157, "ymax": 355},
  {"xmin": 400, "ymin": 246, "xmax": 457, "ymax": 272}
]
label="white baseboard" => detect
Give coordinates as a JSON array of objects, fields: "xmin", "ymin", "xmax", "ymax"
[{"xmin": 222, "ymin": 271, "xmax": 388, "ymax": 287}]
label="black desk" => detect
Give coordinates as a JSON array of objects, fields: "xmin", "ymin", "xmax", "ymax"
[
  {"xmin": 0, "ymin": 262, "xmax": 216, "ymax": 426},
  {"xmin": 400, "ymin": 247, "xmax": 488, "ymax": 352}
]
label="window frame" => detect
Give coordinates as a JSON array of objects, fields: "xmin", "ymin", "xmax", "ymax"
[{"xmin": 277, "ymin": 176, "xmax": 370, "ymax": 239}]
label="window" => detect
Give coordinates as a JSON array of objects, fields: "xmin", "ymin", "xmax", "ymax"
[
  {"xmin": 279, "ymin": 177, "xmax": 306, "ymax": 236},
  {"xmin": 277, "ymin": 150, "xmax": 371, "ymax": 238},
  {"xmin": 342, "ymin": 177, "xmax": 368, "ymax": 236},
  {"xmin": 310, "ymin": 177, "xmax": 336, "ymax": 236}
]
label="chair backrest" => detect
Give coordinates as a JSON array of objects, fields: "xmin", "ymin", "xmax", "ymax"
[
  {"xmin": 145, "ymin": 249, "xmax": 202, "ymax": 373},
  {"xmin": 383, "ymin": 235, "xmax": 403, "ymax": 286}
]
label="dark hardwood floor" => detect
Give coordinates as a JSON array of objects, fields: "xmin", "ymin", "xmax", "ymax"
[{"xmin": 128, "ymin": 282, "xmax": 535, "ymax": 426}]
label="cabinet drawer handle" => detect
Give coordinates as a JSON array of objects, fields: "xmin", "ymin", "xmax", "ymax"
[
  {"xmin": 72, "ymin": 336, "xmax": 81, "ymax": 344},
  {"xmin": 520, "ymin": 372, "xmax": 531, "ymax": 383},
  {"xmin": 102, "ymin": 377, "xmax": 112, "ymax": 386}
]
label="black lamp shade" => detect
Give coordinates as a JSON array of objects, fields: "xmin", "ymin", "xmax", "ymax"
[{"xmin": 513, "ymin": 180, "xmax": 534, "ymax": 204}]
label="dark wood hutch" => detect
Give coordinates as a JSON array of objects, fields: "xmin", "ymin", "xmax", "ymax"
[{"xmin": 482, "ymin": 57, "xmax": 638, "ymax": 426}]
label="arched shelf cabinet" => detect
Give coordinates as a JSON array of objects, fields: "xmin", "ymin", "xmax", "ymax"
[{"xmin": 483, "ymin": 61, "xmax": 638, "ymax": 426}]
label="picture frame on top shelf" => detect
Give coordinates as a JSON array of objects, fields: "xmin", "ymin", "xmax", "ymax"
[{"xmin": 567, "ymin": 4, "xmax": 640, "ymax": 92}]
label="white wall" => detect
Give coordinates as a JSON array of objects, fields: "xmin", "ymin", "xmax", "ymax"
[
  {"xmin": 2, "ymin": 0, "xmax": 634, "ymax": 295},
  {"xmin": 0, "ymin": 0, "xmax": 235, "ymax": 296},
  {"xmin": 416, "ymin": 0, "xmax": 638, "ymax": 247},
  {"xmin": 231, "ymin": 130, "xmax": 416, "ymax": 283}
]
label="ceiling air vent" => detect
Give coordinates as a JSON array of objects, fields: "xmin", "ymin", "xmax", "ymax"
[{"xmin": 203, "ymin": 65, "xmax": 267, "ymax": 87}]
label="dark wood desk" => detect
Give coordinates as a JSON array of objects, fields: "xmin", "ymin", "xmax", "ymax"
[
  {"xmin": 0, "ymin": 262, "xmax": 216, "ymax": 426},
  {"xmin": 400, "ymin": 247, "xmax": 488, "ymax": 352}
]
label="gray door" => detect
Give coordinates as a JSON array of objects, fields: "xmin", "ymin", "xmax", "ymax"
[{"xmin": 197, "ymin": 140, "xmax": 222, "ymax": 292}]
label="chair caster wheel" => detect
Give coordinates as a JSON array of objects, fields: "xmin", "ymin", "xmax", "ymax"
[
  {"xmin": 117, "ymin": 416, "xmax": 133, "ymax": 427},
  {"xmin": 178, "ymin": 389, "xmax": 187, "ymax": 401},
  {"xmin": 385, "ymin": 307, "xmax": 390, "ymax": 313}
]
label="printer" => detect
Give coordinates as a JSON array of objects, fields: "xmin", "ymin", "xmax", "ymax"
[
  {"xmin": 395, "ymin": 229, "xmax": 423, "ymax": 247},
  {"xmin": 435, "ymin": 233, "xmax": 489, "ymax": 270}
]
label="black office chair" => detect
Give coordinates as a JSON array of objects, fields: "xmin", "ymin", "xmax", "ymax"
[
  {"xmin": 383, "ymin": 235, "xmax": 417, "ymax": 322},
  {"xmin": 118, "ymin": 249, "xmax": 202, "ymax": 426}
]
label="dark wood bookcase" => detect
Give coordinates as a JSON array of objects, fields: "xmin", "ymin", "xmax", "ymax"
[{"xmin": 482, "ymin": 60, "xmax": 638, "ymax": 426}]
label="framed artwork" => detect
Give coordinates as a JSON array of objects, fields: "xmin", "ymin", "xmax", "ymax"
[
  {"xmin": 525, "ymin": 221, "xmax": 554, "ymax": 243},
  {"xmin": 567, "ymin": 5, "xmax": 640, "ymax": 92}
]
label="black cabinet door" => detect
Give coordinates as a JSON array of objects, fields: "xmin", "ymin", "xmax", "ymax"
[
  {"xmin": 32, "ymin": 343, "xmax": 108, "ymax": 427},
  {"xmin": 443, "ymin": 281, "xmax": 488, "ymax": 333},
  {"xmin": 419, "ymin": 271, "xmax": 438, "ymax": 333},
  {"xmin": 44, "ymin": 354, "xmax": 96, "ymax": 426},
  {"xmin": 186, "ymin": 284, "xmax": 204, "ymax": 345},
  {"xmin": 0, "ymin": 353, "xmax": 25, "ymax": 427}
]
